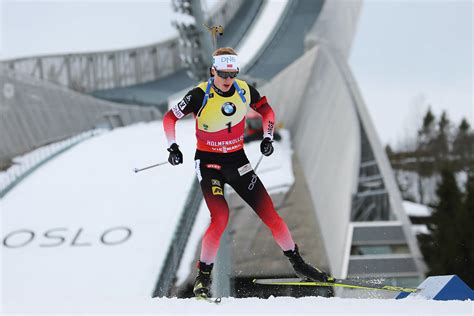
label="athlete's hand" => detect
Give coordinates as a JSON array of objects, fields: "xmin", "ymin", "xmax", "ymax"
[
  {"xmin": 260, "ymin": 137, "xmax": 274, "ymax": 156},
  {"xmin": 167, "ymin": 143, "xmax": 183, "ymax": 165}
]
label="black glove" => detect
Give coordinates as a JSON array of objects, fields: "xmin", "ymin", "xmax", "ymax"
[
  {"xmin": 260, "ymin": 137, "xmax": 274, "ymax": 156},
  {"xmin": 167, "ymin": 143, "xmax": 183, "ymax": 166}
]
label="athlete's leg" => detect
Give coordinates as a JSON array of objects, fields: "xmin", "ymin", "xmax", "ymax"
[
  {"xmin": 228, "ymin": 167, "xmax": 295, "ymax": 251},
  {"xmin": 228, "ymin": 166, "xmax": 331, "ymax": 281},
  {"xmin": 195, "ymin": 160, "xmax": 229, "ymax": 264}
]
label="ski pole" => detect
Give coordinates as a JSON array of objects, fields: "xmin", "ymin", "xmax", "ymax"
[
  {"xmin": 133, "ymin": 161, "xmax": 168, "ymax": 173},
  {"xmin": 254, "ymin": 154, "xmax": 264, "ymax": 172}
]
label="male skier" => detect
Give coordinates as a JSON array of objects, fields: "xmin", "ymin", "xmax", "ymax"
[{"xmin": 163, "ymin": 47, "xmax": 331, "ymax": 297}]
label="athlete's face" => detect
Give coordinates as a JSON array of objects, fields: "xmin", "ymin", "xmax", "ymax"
[{"xmin": 211, "ymin": 67, "xmax": 238, "ymax": 92}]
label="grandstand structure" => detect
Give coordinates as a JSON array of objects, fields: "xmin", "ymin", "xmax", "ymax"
[{"xmin": 1, "ymin": 0, "xmax": 426, "ymax": 306}]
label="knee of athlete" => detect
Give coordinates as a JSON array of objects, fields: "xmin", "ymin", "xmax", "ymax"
[
  {"xmin": 210, "ymin": 212, "xmax": 229, "ymax": 233},
  {"xmin": 262, "ymin": 212, "xmax": 283, "ymax": 229}
]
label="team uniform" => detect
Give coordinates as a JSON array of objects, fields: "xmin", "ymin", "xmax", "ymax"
[
  {"xmin": 163, "ymin": 79, "xmax": 295, "ymax": 265},
  {"xmin": 163, "ymin": 53, "xmax": 330, "ymax": 298}
]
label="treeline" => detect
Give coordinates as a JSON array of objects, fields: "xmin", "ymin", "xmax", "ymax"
[
  {"xmin": 387, "ymin": 108, "xmax": 474, "ymax": 175},
  {"xmin": 386, "ymin": 108, "xmax": 474, "ymax": 287}
]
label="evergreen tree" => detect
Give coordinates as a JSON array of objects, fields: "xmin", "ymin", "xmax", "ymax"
[
  {"xmin": 432, "ymin": 111, "xmax": 450, "ymax": 160},
  {"xmin": 415, "ymin": 108, "xmax": 437, "ymax": 202},
  {"xmin": 458, "ymin": 171, "xmax": 474, "ymax": 287},
  {"xmin": 453, "ymin": 118, "xmax": 474, "ymax": 169},
  {"xmin": 420, "ymin": 169, "xmax": 463, "ymax": 277},
  {"xmin": 417, "ymin": 107, "xmax": 436, "ymax": 154}
]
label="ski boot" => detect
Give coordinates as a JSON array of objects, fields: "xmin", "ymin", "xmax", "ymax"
[
  {"xmin": 284, "ymin": 244, "xmax": 334, "ymax": 282},
  {"xmin": 193, "ymin": 261, "xmax": 213, "ymax": 298}
]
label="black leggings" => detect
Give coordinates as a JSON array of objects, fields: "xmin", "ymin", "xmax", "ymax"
[{"xmin": 194, "ymin": 150, "xmax": 295, "ymax": 264}]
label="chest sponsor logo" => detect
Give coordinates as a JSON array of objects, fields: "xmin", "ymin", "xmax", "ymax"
[
  {"xmin": 238, "ymin": 163, "xmax": 253, "ymax": 176},
  {"xmin": 203, "ymin": 123, "xmax": 209, "ymax": 131},
  {"xmin": 212, "ymin": 186, "xmax": 223, "ymax": 196},
  {"xmin": 206, "ymin": 164, "xmax": 222, "ymax": 170},
  {"xmin": 221, "ymin": 102, "xmax": 237, "ymax": 116},
  {"xmin": 211, "ymin": 179, "xmax": 221, "ymax": 186}
]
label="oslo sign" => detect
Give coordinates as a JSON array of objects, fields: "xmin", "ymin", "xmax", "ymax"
[{"xmin": 3, "ymin": 226, "xmax": 132, "ymax": 248}]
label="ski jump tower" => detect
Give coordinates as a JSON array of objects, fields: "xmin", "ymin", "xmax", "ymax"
[
  {"xmin": 170, "ymin": 0, "xmax": 426, "ymax": 297},
  {"xmin": 257, "ymin": 0, "xmax": 427, "ymax": 289},
  {"xmin": 1, "ymin": 0, "xmax": 427, "ymax": 299}
]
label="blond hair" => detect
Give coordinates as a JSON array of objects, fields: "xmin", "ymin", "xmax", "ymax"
[{"xmin": 212, "ymin": 47, "xmax": 237, "ymax": 56}]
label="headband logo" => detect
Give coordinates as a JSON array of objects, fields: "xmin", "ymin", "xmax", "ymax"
[
  {"xmin": 220, "ymin": 56, "xmax": 236, "ymax": 63},
  {"xmin": 213, "ymin": 54, "xmax": 238, "ymax": 70}
]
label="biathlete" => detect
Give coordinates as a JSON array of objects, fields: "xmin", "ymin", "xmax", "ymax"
[{"xmin": 163, "ymin": 47, "xmax": 332, "ymax": 297}]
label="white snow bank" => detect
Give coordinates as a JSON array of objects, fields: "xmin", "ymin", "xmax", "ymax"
[
  {"xmin": 403, "ymin": 200, "xmax": 433, "ymax": 217},
  {"xmin": 3, "ymin": 296, "xmax": 472, "ymax": 315},
  {"xmin": 2, "ymin": 120, "xmax": 197, "ymax": 304},
  {"xmin": 2, "ymin": 118, "xmax": 296, "ymax": 312},
  {"xmin": 412, "ymin": 224, "xmax": 430, "ymax": 235}
]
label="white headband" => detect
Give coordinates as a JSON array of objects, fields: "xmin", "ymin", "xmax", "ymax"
[{"xmin": 212, "ymin": 54, "xmax": 239, "ymax": 70}]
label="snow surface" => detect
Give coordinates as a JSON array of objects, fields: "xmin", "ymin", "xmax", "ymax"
[
  {"xmin": 395, "ymin": 170, "xmax": 469, "ymax": 207},
  {"xmin": 1, "ymin": 119, "xmax": 296, "ymax": 313},
  {"xmin": 3, "ymin": 296, "xmax": 472, "ymax": 315},
  {"xmin": 2, "ymin": 121, "xmax": 198, "ymax": 302},
  {"xmin": 237, "ymin": 0, "xmax": 289, "ymax": 72},
  {"xmin": 411, "ymin": 224, "xmax": 430, "ymax": 235},
  {"xmin": 403, "ymin": 200, "xmax": 433, "ymax": 218},
  {"xmin": 3, "ymin": 123, "xmax": 471, "ymax": 315}
]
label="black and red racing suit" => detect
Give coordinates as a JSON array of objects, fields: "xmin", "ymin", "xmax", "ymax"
[{"xmin": 163, "ymin": 78, "xmax": 295, "ymax": 264}]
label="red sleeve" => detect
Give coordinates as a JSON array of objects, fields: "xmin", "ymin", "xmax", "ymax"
[
  {"xmin": 163, "ymin": 110, "xmax": 179, "ymax": 147},
  {"xmin": 251, "ymin": 96, "xmax": 275, "ymax": 140},
  {"xmin": 163, "ymin": 88, "xmax": 202, "ymax": 147}
]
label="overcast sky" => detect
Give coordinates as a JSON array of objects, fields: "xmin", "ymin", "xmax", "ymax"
[
  {"xmin": 349, "ymin": 0, "xmax": 473, "ymax": 149},
  {"xmin": 0, "ymin": 0, "xmax": 472, "ymax": 148}
]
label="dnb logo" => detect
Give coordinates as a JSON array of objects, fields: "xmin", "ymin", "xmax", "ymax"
[
  {"xmin": 220, "ymin": 56, "xmax": 236, "ymax": 63},
  {"xmin": 221, "ymin": 102, "xmax": 236, "ymax": 116}
]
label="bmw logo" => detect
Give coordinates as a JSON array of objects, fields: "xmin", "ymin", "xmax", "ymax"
[{"xmin": 221, "ymin": 102, "xmax": 237, "ymax": 116}]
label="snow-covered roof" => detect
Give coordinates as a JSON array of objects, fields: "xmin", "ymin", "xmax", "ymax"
[
  {"xmin": 411, "ymin": 224, "xmax": 430, "ymax": 235},
  {"xmin": 403, "ymin": 200, "xmax": 434, "ymax": 217}
]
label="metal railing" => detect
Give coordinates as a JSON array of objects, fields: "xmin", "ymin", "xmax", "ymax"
[
  {"xmin": 0, "ymin": 0, "xmax": 245, "ymax": 93},
  {"xmin": 0, "ymin": 69, "xmax": 160, "ymax": 168},
  {"xmin": 0, "ymin": 129, "xmax": 106, "ymax": 199},
  {"xmin": 1, "ymin": 38, "xmax": 182, "ymax": 93}
]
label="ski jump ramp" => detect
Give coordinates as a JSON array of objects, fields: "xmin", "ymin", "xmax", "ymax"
[
  {"xmin": 1, "ymin": 0, "xmax": 431, "ymax": 308},
  {"xmin": 259, "ymin": 0, "xmax": 425, "ymax": 289}
]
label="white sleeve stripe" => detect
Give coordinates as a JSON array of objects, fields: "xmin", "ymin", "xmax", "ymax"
[{"xmin": 171, "ymin": 104, "xmax": 185, "ymax": 119}]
